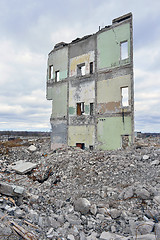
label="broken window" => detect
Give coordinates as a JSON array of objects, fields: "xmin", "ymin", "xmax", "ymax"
[
  {"xmin": 77, "ymin": 63, "xmax": 85, "ymax": 76},
  {"xmin": 77, "ymin": 102, "xmax": 84, "ymax": 116},
  {"xmin": 121, "ymin": 41, "xmax": 128, "ymax": 60},
  {"xmin": 90, "ymin": 103, "xmax": 94, "ymax": 115},
  {"xmin": 49, "ymin": 65, "xmax": 53, "ymax": 79},
  {"xmin": 76, "ymin": 143, "xmax": 85, "ymax": 149},
  {"xmin": 55, "ymin": 70, "xmax": 60, "ymax": 82},
  {"xmin": 121, "ymin": 87, "xmax": 129, "ymax": 107},
  {"xmin": 90, "ymin": 62, "xmax": 93, "ymax": 74}
]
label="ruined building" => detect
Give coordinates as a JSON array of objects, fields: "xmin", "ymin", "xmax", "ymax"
[{"xmin": 46, "ymin": 13, "xmax": 134, "ymax": 150}]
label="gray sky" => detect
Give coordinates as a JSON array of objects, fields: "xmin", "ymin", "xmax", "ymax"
[{"xmin": 0, "ymin": 0, "xmax": 160, "ymax": 132}]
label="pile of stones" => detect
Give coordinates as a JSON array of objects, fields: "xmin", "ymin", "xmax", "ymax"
[{"xmin": 0, "ymin": 136, "xmax": 160, "ymax": 239}]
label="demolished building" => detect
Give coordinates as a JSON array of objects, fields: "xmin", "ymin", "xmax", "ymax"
[{"xmin": 46, "ymin": 13, "xmax": 134, "ymax": 150}]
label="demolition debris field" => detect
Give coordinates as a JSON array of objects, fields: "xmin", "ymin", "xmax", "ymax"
[{"xmin": 0, "ymin": 133, "xmax": 160, "ymax": 240}]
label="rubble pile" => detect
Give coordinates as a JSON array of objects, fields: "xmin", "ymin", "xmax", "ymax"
[{"xmin": 0, "ymin": 136, "xmax": 160, "ymax": 239}]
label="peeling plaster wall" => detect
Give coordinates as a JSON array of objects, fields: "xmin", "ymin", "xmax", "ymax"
[
  {"xmin": 48, "ymin": 46, "xmax": 68, "ymax": 82},
  {"xmin": 69, "ymin": 51, "xmax": 95, "ymax": 77},
  {"xmin": 97, "ymin": 116, "xmax": 132, "ymax": 150},
  {"xmin": 69, "ymin": 79, "xmax": 95, "ymax": 113},
  {"xmin": 46, "ymin": 13, "xmax": 134, "ymax": 151},
  {"xmin": 50, "ymin": 119, "xmax": 67, "ymax": 150},
  {"xmin": 97, "ymin": 23, "xmax": 130, "ymax": 69},
  {"xmin": 97, "ymin": 74, "xmax": 131, "ymax": 114},
  {"xmin": 51, "ymin": 83, "xmax": 67, "ymax": 118},
  {"xmin": 68, "ymin": 125, "xmax": 95, "ymax": 148}
]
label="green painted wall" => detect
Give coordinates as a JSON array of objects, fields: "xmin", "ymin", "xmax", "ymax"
[
  {"xmin": 52, "ymin": 70, "xmax": 68, "ymax": 81},
  {"xmin": 97, "ymin": 23, "xmax": 130, "ymax": 69},
  {"xmin": 97, "ymin": 116, "xmax": 132, "ymax": 150},
  {"xmin": 51, "ymin": 83, "xmax": 67, "ymax": 118},
  {"xmin": 48, "ymin": 47, "xmax": 68, "ymax": 81},
  {"xmin": 97, "ymin": 75, "xmax": 131, "ymax": 103}
]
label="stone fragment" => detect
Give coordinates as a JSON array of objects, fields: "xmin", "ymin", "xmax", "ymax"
[
  {"xmin": 14, "ymin": 209, "xmax": 24, "ymax": 218},
  {"xmin": 90, "ymin": 204, "xmax": 97, "ymax": 215},
  {"xmin": 151, "ymin": 160, "xmax": 159, "ymax": 165},
  {"xmin": 155, "ymin": 223, "xmax": 160, "ymax": 239},
  {"xmin": 153, "ymin": 195, "xmax": 160, "ymax": 204},
  {"xmin": 68, "ymin": 234, "xmax": 75, "ymax": 240},
  {"xmin": 28, "ymin": 145, "xmax": 37, "ymax": 152},
  {"xmin": 65, "ymin": 214, "xmax": 82, "ymax": 225},
  {"xmin": 138, "ymin": 221, "xmax": 154, "ymax": 235},
  {"xmin": 135, "ymin": 188, "xmax": 150, "ymax": 200},
  {"xmin": 110, "ymin": 209, "xmax": 121, "ymax": 219},
  {"xmin": 142, "ymin": 155, "xmax": 149, "ymax": 160},
  {"xmin": 0, "ymin": 182, "xmax": 25, "ymax": 197},
  {"xmin": 100, "ymin": 231, "xmax": 128, "ymax": 239},
  {"xmin": 134, "ymin": 234, "xmax": 155, "ymax": 239},
  {"xmin": 124, "ymin": 186, "xmax": 134, "ymax": 199},
  {"xmin": 74, "ymin": 198, "xmax": 91, "ymax": 214},
  {"xmin": 11, "ymin": 160, "xmax": 37, "ymax": 174},
  {"xmin": 79, "ymin": 231, "xmax": 87, "ymax": 240}
]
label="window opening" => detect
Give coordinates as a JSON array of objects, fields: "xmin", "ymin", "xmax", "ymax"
[
  {"xmin": 77, "ymin": 63, "xmax": 85, "ymax": 76},
  {"xmin": 76, "ymin": 143, "xmax": 85, "ymax": 149},
  {"xmin": 90, "ymin": 62, "xmax": 93, "ymax": 74},
  {"xmin": 89, "ymin": 145, "xmax": 93, "ymax": 150},
  {"xmin": 121, "ymin": 135, "xmax": 129, "ymax": 149},
  {"xmin": 55, "ymin": 70, "xmax": 60, "ymax": 82},
  {"xmin": 90, "ymin": 103, "xmax": 94, "ymax": 115},
  {"xmin": 77, "ymin": 102, "xmax": 84, "ymax": 116},
  {"xmin": 49, "ymin": 65, "xmax": 53, "ymax": 79},
  {"xmin": 121, "ymin": 87, "xmax": 129, "ymax": 107},
  {"xmin": 121, "ymin": 41, "xmax": 128, "ymax": 60}
]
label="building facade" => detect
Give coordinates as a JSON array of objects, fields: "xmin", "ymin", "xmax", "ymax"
[{"xmin": 46, "ymin": 13, "xmax": 134, "ymax": 151}]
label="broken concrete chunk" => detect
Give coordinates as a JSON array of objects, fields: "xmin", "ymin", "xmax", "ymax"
[
  {"xmin": 0, "ymin": 182, "xmax": 25, "ymax": 197},
  {"xmin": 11, "ymin": 160, "xmax": 37, "ymax": 174},
  {"xmin": 28, "ymin": 145, "xmax": 37, "ymax": 152},
  {"xmin": 74, "ymin": 198, "xmax": 91, "ymax": 215}
]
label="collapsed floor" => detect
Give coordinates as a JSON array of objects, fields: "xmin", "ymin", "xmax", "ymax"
[{"xmin": 0, "ymin": 136, "xmax": 160, "ymax": 240}]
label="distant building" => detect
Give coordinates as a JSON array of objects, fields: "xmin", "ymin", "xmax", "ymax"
[{"xmin": 46, "ymin": 13, "xmax": 134, "ymax": 150}]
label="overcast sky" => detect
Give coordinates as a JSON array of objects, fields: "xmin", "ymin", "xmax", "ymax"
[{"xmin": 0, "ymin": 0, "xmax": 160, "ymax": 132}]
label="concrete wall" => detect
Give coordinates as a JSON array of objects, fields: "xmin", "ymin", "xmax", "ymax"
[
  {"xmin": 69, "ymin": 78, "xmax": 95, "ymax": 115},
  {"xmin": 46, "ymin": 13, "xmax": 134, "ymax": 151},
  {"xmin": 68, "ymin": 125, "xmax": 95, "ymax": 148},
  {"xmin": 97, "ymin": 74, "xmax": 131, "ymax": 114},
  {"xmin": 50, "ymin": 119, "xmax": 67, "ymax": 150},
  {"xmin": 48, "ymin": 46, "xmax": 68, "ymax": 81},
  {"xmin": 97, "ymin": 116, "xmax": 132, "ymax": 150},
  {"xmin": 51, "ymin": 83, "xmax": 67, "ymax": 118},
  {"xmin": 97, "ymin": 23, "xmax": 130, "ymax": 69},
  {"xmin": 69, "ymin": 51, "xmax": 95, "ymax": 77}
]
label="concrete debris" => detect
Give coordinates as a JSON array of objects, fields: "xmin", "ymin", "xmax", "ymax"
[
  {"xmin": 0, "ymin": 182, "xmax": 25, "ymax": 197},
  {"xmin": 11, "ymin": 160, "xmax": 37, "ymax": 174},
  {"xmin": 0, "ymin": 135, "xmax": 160, "ymax": 239},
  {"xmin": 28, "ymin": 145, "xmax": 37, "ymax": 152}
]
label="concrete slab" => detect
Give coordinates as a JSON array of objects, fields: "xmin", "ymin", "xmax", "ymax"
[
  {"xmin": 11, "ymin": 160, "xmax": 37, "ymax": 174},
  {"xmin": 0, "ymin": 182, "xmax": 25, "ymax": 197}
]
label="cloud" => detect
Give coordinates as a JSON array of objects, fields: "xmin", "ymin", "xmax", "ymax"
[{"xmin": 0, "ymin": 0, "xmax": 160, "ymax": 132}]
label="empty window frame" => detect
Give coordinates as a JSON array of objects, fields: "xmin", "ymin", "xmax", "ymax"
[
  {"xmin": 49, "ymin": 65, "xmax": 53, "ymax": 79},
  {"xmin": 121, "ymin": 87, "xmax": 129, "ymax": 107},
  {"xmin": 77, "ymin": 102, "xmax": 84, "ymax": 116},
  {"xmin": 76, "ymin": 143, "xmax": 85, "ymax": 149},
  {"xmin": 90, "ymin": 62, "xmax": 93, "ymax": 74},
  {"xmin": 55, "ymin": 70, "xmax": 60, "ymax": 82},
  {"xmin": 90, "ymin": 103, "xmax": 94, "ymax": 115},
  {"xmin": 121, "ymin": 41, "xmax": 128, "ymax": 60},
  {"xmin": 77, "ymin": 63, "xmax": 85, "ymax": 76}
]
